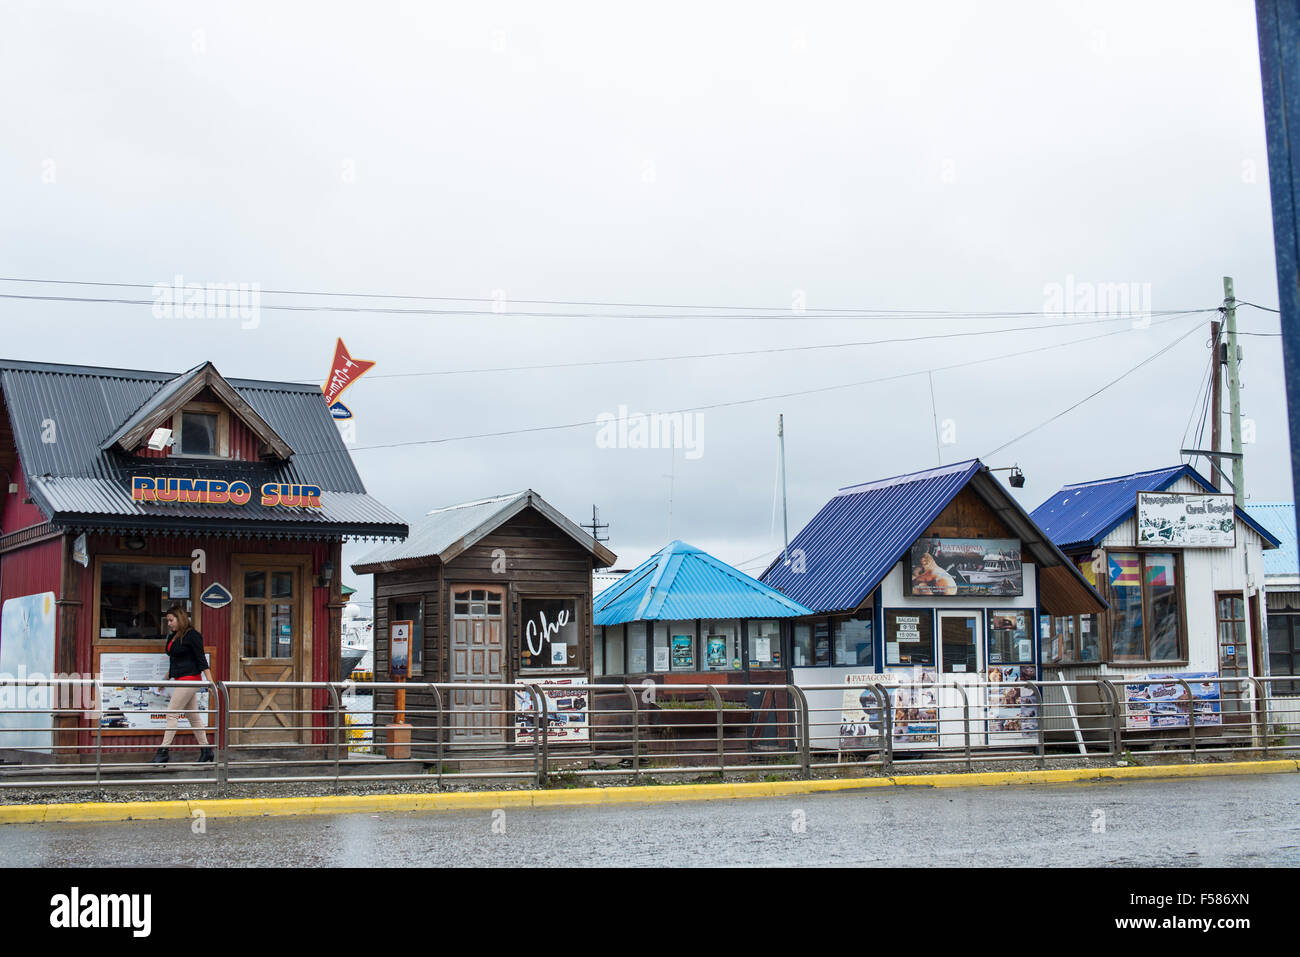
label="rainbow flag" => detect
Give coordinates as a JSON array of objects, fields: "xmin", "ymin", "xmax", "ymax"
[{"xmin": 1108, "ymin": 554, "xmax": 1140, "ymax": 587}]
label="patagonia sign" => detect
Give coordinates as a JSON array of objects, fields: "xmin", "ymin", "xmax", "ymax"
[{"xmin": 131, "ymin": 478, "xmax": 323, "ymax": 508}]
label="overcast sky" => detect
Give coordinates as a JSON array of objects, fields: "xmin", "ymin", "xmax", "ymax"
[{"xmin": 1, "ymin": 1, "xmax": 1292, "ymax": 602}]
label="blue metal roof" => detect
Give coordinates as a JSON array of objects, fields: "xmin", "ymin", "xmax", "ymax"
[
  {"xmin": 1247, "ymin": 503, "xmax": 1299, "ymax": 576},
  {"xmin": 760, "ymin": 460, "xmax": 984, "ymax": 613},
  {"xmin": 1030, "ymin": 464, "xmax": 1282, "ymax": 551},
  {"xmin": 593, "ymin": 540, "xmax": 812, "ymax": 626}
]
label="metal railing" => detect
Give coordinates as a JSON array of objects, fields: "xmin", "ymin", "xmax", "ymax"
[{"xmin": 0, "ymin": 675, "xmax": 1295, "ymax": 795}]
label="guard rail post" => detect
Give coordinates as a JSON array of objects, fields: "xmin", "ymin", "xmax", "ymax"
[
  {"xmin": 1244, "ymin": 677, "xmax": 1266, "ymax": 758},
  {"xmin": 215, "ymin": 680, "xmax": 231, "ymax": 796},
  {"xmin": 1176, "ymin": 678, "xmax": 1196, "ymax": 759},
  {"xmin": 707, "ymin": 685, "xmax": 725, "ymax": 776},
  {"xmin": 529, "ymin": 684, "xmax": 545, "ymax": 787},
  {"xmin": 327, "ymin": 683, "xmax": 342, "ymax": 793},
  {"xmin": 1102, "ymin": 679, "xmax": 1123, "ymax": 762},
  {"xmin": 1027, "ymin": 680, "xmax": 1045, "ymax": 769},
  {"xmin": 955, "ymin": 682, "xmax": 972, "ymax": 772},
  {"xmin": 874, "ymin": 684, "xmax": 893, "ymax": 772},
  {"xmin": 786, "ymin": 685, "xmax": 811, "ymax": 779},
  {"xmin": 625, "ymin": 685, "xmax": 641, "ymax": 783},
  {"xmin": 94, "ymin": 678, "xmax": 104, "ymax": 789},
  {"xmin": 430, "ymin": 684, "xmax": 445, "ymax": 785}
]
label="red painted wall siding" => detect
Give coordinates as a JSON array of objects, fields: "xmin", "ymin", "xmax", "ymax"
[
  {"xmin": 0, "ymin": 470, "xmax": 52, "ymax": 534},
  {"xmin": 0, "ymin": 538, "xmax": 62, "ymax": 605}
]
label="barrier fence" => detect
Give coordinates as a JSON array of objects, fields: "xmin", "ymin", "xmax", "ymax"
[{"xmin": 0, "ymin": 676, "xmax": 1296, "ymax": 794}]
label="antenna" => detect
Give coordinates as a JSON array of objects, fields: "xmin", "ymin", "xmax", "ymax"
[{"xmin": 581, "ymin": 505, "xmax": 610, "ymax": 545}]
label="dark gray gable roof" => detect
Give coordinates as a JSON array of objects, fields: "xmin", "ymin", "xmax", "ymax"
[{"xmin": 0, "ymin": 358, "xmax": 406, "ymax": 539}]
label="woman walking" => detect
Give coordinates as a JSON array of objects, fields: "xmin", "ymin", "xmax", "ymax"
[{"xmin": 152, "ymin": 604, "xmax": 215, "ymax": 764}]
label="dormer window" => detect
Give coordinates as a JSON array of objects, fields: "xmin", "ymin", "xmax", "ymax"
[{"xmin": 175, "ymin": 402, "xmax": 229, "ymax": 458}]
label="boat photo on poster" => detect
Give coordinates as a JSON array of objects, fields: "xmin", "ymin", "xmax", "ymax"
[{"xmin": 906, "ymin": 538, "xmax": 1023, "ymax": 597}]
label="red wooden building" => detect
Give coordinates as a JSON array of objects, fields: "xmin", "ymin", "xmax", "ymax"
[{"xmin": 0, "ymin": 358, "xmax": 405, "ymax": 759}]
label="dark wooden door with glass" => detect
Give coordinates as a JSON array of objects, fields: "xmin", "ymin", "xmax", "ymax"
[
  {"xmin": 449, "ymin": 587, "xmax": 506, "ymax": 745},
  {"xmin": 230, "ymin": 557, "xmax": 312, "ymax": 745}
]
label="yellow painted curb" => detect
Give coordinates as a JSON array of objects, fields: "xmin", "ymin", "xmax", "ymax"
[{"xmin": 2, "ymin": 759, "xmax": 1295, "ymax": 825}]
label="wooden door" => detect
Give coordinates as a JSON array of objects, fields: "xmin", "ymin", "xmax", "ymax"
[
  {"xmin": 449, "ymin": 586, "xmax": 506, "ymax": 745},
  {"xmin": 231, "ymin": 558, "xmax": 312, "ymax": 745}
]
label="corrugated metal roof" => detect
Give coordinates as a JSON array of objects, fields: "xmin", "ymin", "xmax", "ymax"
[
  {"xmin": 102, "ymin": 362, "xmax": 209, "ymax": 450},
  {"xmin": 0, "ymin": 358, "xmax": 403, "ymax": 538},
  {"xmin": 594, "ymin": 540, "xmax": 812, "ymax": 626},
  {"xmin": 1247, "ymin": 503, "xmax": 1298, "ymax": 577},
  {"xmin": 760, "ymin": 460, "xmax": 982, "ymax": 613},
  {"xmin": 1030, "ymin": 464, "xmax": 1281, "ymax": 551},
  {"xmin": 352, "ymin": 490, "xmax": 615, "ymax": 570}
]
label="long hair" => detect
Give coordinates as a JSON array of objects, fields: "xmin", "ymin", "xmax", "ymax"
[{"xmin": 167, "ymin": 603, "xmax": 191, "ymax": 636}]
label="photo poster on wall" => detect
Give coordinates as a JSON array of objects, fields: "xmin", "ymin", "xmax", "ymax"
[
  {"xmin": 889, "ymin": 669, "xmax": 938, "ymax": 744},
  {"xmin": 653, "ymin": 645, "xmax": 670, "ymax": 671},
  {"xmin": 706, "ymin": 636, "xmax": 727, "ymax": 668},
  {"xmin": 1124, "ymin": 673, "xmax": 1222, "ymax": 730},
  {"xmin": 98, "ymin": 653, "xmax": 211, "ymax": 730},
  {"xmin": 0, "ymin": 592, "xmax": 58, "ymax": 751},
  {"xmin": 906, "ymin": 537, "xmax": 1023, "ymax": 597},
  {"xmin": 671, "ymin": 634, "xmax": 694, "ymax": 669},
  {"xmin": 838, "ymin": 673, "xmax": 899, "ymax": 750},
  {"xmin": 514, "ymin": 677, "xmax": 590, "ymax": 743},
  {"xmin": 985, "ymin": 665, "xmax": 1039, "ymax": 741}
]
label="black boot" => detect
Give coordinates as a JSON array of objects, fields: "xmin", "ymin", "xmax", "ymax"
[
  {"xmin": 198, "ymin": 747, "xmax": 214, "ymax": 763},
  {"xmin": 151, "ymin": 747, "xmax": 170, "ymax": 764}
]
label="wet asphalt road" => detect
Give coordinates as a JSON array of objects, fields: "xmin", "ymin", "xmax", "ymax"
[{"xmin": 2, "ymin": 774, "xmax": 1297, "ymax": 866}]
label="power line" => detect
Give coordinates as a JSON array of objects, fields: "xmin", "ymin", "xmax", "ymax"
[
  {"xmin": 983, "ymin": 319, "xmax": 1204, "ymax": 459},
  {"xmin": 0, "ymin": 275, "xmax": 1226, "ymax": 318},
  {"xmin": 292, "ymin": 312, "xmax": 1203, "ymax": 458},
  {"xmin": 1236, "ymin": 301, "xmax": 1280, "ymax": 313}
]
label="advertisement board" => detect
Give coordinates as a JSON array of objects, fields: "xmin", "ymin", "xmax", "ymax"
[
  {"xmin": 1124, "ymin": 672, "xmax": 1222, "ymax": 729},
  {"xmin": 515, "ymin": 677, "xmax": 590, "ymax": 743},
  {"xmin": 98, "ymin": 653, "xmax": 211, "ymax": 729},
  {"xmin": 985, "ymin": 664, "xmax": 1039, "ymax": 741},
  {"xmin": 1136, "ymin": 492, "xmax": 1235, "ymax": 548},
  {"xmin": 906, "ymin": 537, "xmax": 1023, "ymax": 597},
  {"xmin": 838, "ymin": 672, "xmax": 899, "ymax": 749}
]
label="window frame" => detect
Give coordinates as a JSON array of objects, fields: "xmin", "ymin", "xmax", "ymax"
[
  {"xmin": 517, "ymin": 593, "xmax": 584, "ymax": 673},
  {"xmin": 1100, "ymin": 550, "xmax": 1188, "ymax": 665},
  {"xmin": 93, "ymin": 554, "xmax": 199, "ymax": 646},
  {"xmin": 173, "ymin": 401, "xmax": 231, "ymax": 459}
]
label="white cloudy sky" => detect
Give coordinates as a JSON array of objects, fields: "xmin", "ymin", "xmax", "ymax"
[{"xmin": 0, "ymin": 1, "xmax": 1291, "ymax": 600}]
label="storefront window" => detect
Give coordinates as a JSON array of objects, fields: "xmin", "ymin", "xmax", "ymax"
[
  {"xmin": 651, "ymin": 621, "xmax": 695, "ymax": 671},
  {"xmin": 833, "ymin": 615, "xmax": 873, "ymax": 666},
  {"xmin": 626, "ymin": 622, "xmax": 648, "ymax": 673},
  {"xmin": 520, "ymin": 597, "xmax": 580, "ymax": 670},
  {"xmin": 988, "ymin": 610, "xmax": 1033, "ymax": 664},
  {"xmin": 939, "ymin": 614, "xmax": 978, "ymax": 673},
  {"xmin": 702, "ymin": 619, "xmax": 740, "ymax": 671},
  {"xmin": 391, "ymin": 598, "xmax": 424, "ymax": 677},
  {"xmin": 814, "ymin": 621, "xmax": 831, "ymax": 665},
  {"xmin": 884, "ymin": 609, "xmax": 934, "ymax": 666},
  {"xmin": 604, "ymin": 623, "xmax": 625, "ymax": 674},
  {"xmin": 97, "ymin": 561, "xmax": 191, "ymax": 640},
  {"xmin": 792, "ymin": 622, "xmax": 813, "ymax": 667},
  {"xmin": 593, "ymin": 627, "xmax": 605, "ymax": 676},
  {"xmin": 1106, "ymin": 552, "xmax": 1183, "ymax": 661},
  {"xmin": 1267, "ymin": 613, "xmax": 1300, "ymax": 694},
  {"xmin": 748, "ymin": 619, "xmax": 781, "ymax": 668}
]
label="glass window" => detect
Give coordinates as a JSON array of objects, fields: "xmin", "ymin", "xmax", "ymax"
[
  {"xmin": 884, "ymin": 609, "xmax": 934, "ymax": 666},
  {"xmin": 241, "ymin": 567, "xmax": 297, "ymax": 659},
  {"xmin": 98, "ymin": 561, "xmax": 190, "ymax": 640},
  {"xmin": 392, "ymin": 598, "xmax": 424, "ymax": 677},
  {"xmin": 1106, "ymin": 552, "xmax": 1182, "ymax": 661},
  {"xmin": 988, "ymin": 610, "xmax": 1033, "ymax": 664},
  {"xmin": 520, "ymin": 597, "xmax": 580, "ymax": 670},
  {"xmin": 605, "ymin": 624, "xmax": 625, "ymax": 674},
  {"xmin": 813, "ymin": 620, "xmax": 831, "ymax": 665},
  {"xmin": 179, "ymin": 411, "xmax": 218, "ymax": 456},
  {"xmin": 626, "ymin": 623, "xmax": 647, "ymax": 673},
  {"xmin": 748, "ymin": 619, "xmax": 781, "ymax": 667},
  {"xmin": 833, "ymin": 615, "xmax": 873, "ymax": 666},
  {"xmin": 939, "ymin": 614, "xmax": 978, "ymax": 673},
  {"xmin": 702, "ymin": 620, "xmax": 740, "ymax": 671},
  {"xmin": 792, "ymin": 622, "xmax": 813, "ymax": 667},
  {"xmin": 670, "ymin": 626, "xmax": 696, "ymax": 671},
  {"xmin": 1268, "ymin": 614, "xmax": 1299, "ymax": 694},
  {"xmin": 593, "ymin": 628, "xmax": 605, "ymax": 677},
  {"xmin": 1078, "ymin": 613, "xmax": 1100, "ymax": 661}
]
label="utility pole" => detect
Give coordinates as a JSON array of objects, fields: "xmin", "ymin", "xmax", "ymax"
[
  {"xmin": 778, "ymin": 414, "xmax": 790, "ymax": 566},
  {"xmin": 1224, "ymin": 277, "xmax": 1246, "ymax": 506},
  {"xmin": 1210, "ymin": 318, "xmax": 1222, "ymax": 461}
]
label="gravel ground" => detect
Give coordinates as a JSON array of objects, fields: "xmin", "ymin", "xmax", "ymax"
[{"xmin": 0, "ymin": 748, "xmax": 1291, "ymax": 805}]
